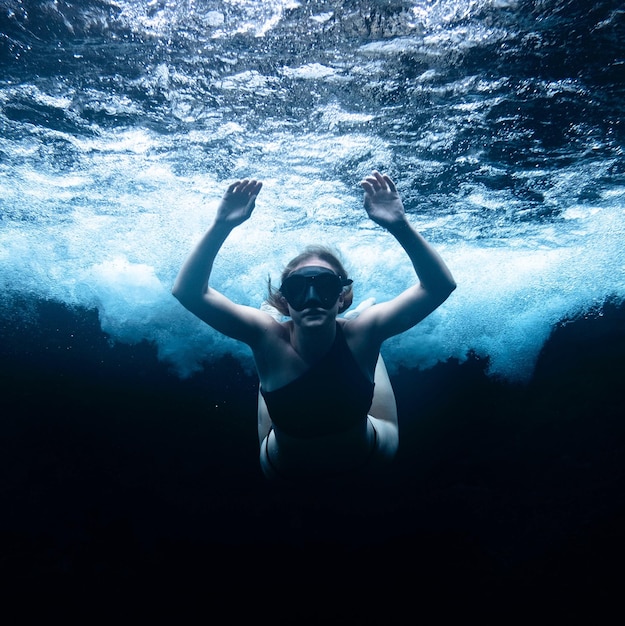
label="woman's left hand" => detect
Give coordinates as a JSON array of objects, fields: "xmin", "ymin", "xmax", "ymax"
[{"xmin": 360, "ymin": 171, "xmax": 406, "ymax": 229}]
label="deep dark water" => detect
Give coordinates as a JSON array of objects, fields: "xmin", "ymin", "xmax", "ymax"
[{"xmin": 1, "ymin": 298, "xmax": 624, "ymax": 618}]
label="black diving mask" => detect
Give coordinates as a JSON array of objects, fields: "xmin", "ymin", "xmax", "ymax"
[{"xmin": 279, "ymin": 266, "xmax": 352, "ymax": 312}]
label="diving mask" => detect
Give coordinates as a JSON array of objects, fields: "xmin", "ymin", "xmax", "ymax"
[{"xmin": 279, "ymin": 266, "xmax": 352, "ymax": 312}]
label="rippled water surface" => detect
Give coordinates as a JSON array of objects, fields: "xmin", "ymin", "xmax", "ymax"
[{"xmin": 1, "ymin": 0, "xmax": 624, "ymax": 380}]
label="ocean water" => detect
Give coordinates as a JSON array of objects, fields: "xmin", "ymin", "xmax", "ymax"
[
  {"xmin": 1, "ymin": 0, "xmax": 624, "ymax": 614},
  {"xmin": 2, "ymin": 0, "xmax": 623, "ymax": 382}
]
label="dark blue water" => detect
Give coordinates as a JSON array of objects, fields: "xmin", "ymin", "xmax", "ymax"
[{"xmin": 1, "ymin": 0, "xmax": 624, "ymax": 617}]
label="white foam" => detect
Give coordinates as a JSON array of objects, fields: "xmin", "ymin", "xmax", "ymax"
[
  {"xmin": 1, "ymin": 48, "xmax": 623, "ymax": 384},
  {"xmin": 2, "ymin": 153, "xmax": 624, "ymax": 383}
]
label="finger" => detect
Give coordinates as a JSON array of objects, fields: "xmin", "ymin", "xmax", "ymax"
[
  {"xmin": 239, "ymin": 179, "xmax": 261, "ymax": 194},
  {"xmin": 360, "ymin": 181, "xmax": 374, "ymax": 194},
  {"xmin": 228, "ymin": 179, "xmax": 252, "ymax": 195},
  {"xmin": 362, "ymin": 176, "xmax": 381, "ymax": 191},
  {"xmin": 372, "ymin": 170, "xmax": 387, "ymax": 187},
  {"xmin": 246, "ymin": 180, "xmax": 262, "ymax": 195},
  {"xmin": 382, "ymin": 174, "xmax": 396, "ymax": 193}
]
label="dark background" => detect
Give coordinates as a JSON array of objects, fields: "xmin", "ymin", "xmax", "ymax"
[{"xmin": 1, "ymin": 297, "xmax": 623, "ymax": 620}]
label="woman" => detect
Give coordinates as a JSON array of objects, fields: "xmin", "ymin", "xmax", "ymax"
[{"xmin": 172, "ymin": 171, "xmax": 456, "ymax": 482}]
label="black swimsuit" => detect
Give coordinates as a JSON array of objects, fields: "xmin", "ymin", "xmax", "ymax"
[
  {"xmin": 262, "ymin": 417, "xmax": 378, "ymax": 482},
  {"xmin": 260, "ymin": 323, "xmax": 375, "ymax": 438}
]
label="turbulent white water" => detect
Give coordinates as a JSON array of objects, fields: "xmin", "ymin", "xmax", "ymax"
[{"xmin": 1, "ymin": 0, "xmax": 624, "ymax": 381}]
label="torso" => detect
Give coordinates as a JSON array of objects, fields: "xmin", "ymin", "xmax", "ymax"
[
  {"xmin": 255, "ymin": 318, "xmax": 378, "ymax": 392},
  {"xmin": 262, "ymin": 417, "xmax": 378, "ymax": 480},
  {"xmin": 261, "ymin": 323, "xmax": 374, "ymax": 437},
  {"xmin": 254, "ymin": 318, "xmax": 382, "ymax": 479}
]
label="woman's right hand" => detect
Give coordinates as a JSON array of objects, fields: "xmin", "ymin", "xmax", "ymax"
[
  {"xmin": 360, "ymin": 171, "xmax": 406, "ymax": 230},
  {"xmin": 215, "ymin": 178, "xmax": 263, "ymax": 227}
]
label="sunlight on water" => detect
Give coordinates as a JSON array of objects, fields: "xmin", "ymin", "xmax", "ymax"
[{"xmin": 1, "ymin": 0, "xmax": 623, "ymax": 382}]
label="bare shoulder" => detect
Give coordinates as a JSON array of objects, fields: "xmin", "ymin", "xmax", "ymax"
[
  {"xmin": 254, "ymin": 315, "xmax": 292, "ymax": 349},
  {"xmin": 219, "ymin": 302, "xmax": 288, "ymax": 351},
  {"xmin": 338, "ymin": 312, "xmax": 382, "ymax": 351},
  {"xmin": 339, "ymin": 304, "xmax": 379, "ymax": 335},
  {"xmin": 338, "ymin": 315, "xmax": 383, "ymax": 378},
  {"xmin": 252, "ymin": 318, "xmax": 297, "ymax": 384}
]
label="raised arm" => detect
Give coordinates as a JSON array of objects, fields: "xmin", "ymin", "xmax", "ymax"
[
  {"xmin": 358, "ymin": 171, "xmax": 456, "ymax": 340},
  {"xmin": 172, "ymin": 179, "xmax": 269, "ymax": 345}
]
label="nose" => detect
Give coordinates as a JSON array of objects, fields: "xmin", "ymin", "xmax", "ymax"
[{"xmin": 303, "ymin": 284, "xmax": 322, "ymax": 306}]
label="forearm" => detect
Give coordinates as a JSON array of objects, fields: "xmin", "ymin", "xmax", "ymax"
[
  {"xmin": 387, "ymin": 219, "xmax": 456, "ymax": 296},
  {"xmin": 171, "ymin": 221, "xmax": 233, "ymax": 307}
]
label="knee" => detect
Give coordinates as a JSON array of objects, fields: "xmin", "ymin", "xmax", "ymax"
[{"xmin": 370, "ymin": 417, "xmax": 399, "ymax": 463}]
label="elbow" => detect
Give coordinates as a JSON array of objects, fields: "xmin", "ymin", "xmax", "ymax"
[
  {"xmin": 171, "ymin": 283, "xmax": 184, "ymax": 303},
  {"xmin": 172, "ymin": 282, "xmax": 212, "ymax": 317},
  {"xmin": 171, "ymin": 284, "xmax": 195, "ymax": 310},
  {"xmin": 171, "ymin": 288, "xmax": 188, "ymax": 311},
  {"xmin": 433, "ymin": 277, "xmax": 457, "ymax": 304},
  {"xmin": 444, "ymin": 278, "xmax": 457, "ymax": 299}
]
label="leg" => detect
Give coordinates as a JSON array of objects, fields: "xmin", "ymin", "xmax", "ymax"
[
  {"xmin": 368, "ymin": 355, "xmax": 399, "ymax": 462},
  {"xmin": 258, "ymin": 389, "xmax": 273, "ymax": 445},
  {"xmin": 258, "ymin": 427, "xmax": 282, "ymax": 481},
  {"xmin": 369, "ymin": 355, "xmax": 397, "ymax": 427}
]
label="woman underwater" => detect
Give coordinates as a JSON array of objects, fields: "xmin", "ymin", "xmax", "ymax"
[{"xmin": 172, "ymin": 171, "xmax": 456, "ymax": 482}]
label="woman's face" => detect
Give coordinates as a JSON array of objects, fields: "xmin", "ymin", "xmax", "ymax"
[{"xmin": 283, "ymin": 257, "xmax": 344, "ymax": 325}]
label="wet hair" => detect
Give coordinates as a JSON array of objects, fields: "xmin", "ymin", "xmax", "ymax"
[{"xmin": 266, "ymin": 245, "xmax": 353, "ymax": 316}]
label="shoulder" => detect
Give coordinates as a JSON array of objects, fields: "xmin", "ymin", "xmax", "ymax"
[
  {"xmin": 338, "ymin": 314, "xmax": 382, "ymax": 352},
  {"xmin": 251, "ymin": 318, "xmax": 299, "ymax": 384},
  {"xmin": 337, "ymin": 316, "xmax": 383, "ymax": 376},
  {"xmin": 253, "ymin": 316, "xmax": 293, "ymax": 350},
  {"xmin": 219, "ymin": 303, "xmax": 289, "ymax": 351},
  {"xmin": 338, "ymin": 306, "xmax": 380, "ymax": 336}
]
